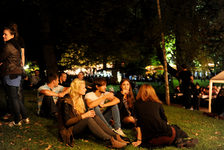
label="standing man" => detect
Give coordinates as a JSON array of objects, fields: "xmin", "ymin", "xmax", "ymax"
[
  {"xmin": 85, "ymin": 78, "xmax": 126, "ymax": 137},
  {"xmin": 178, "ymin": 64, "xmax": 194, "ymax": 109}
]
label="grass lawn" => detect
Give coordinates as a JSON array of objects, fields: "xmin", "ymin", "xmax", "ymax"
[{"xmin": 1, "ymin": 86, "xmax": 224, "ymax": 150}]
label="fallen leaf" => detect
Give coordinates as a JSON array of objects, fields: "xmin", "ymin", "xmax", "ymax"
[
  {"xmin": 215, "ymin": 131, "xmax": 220, "ymax": 135},
  {"xmin": 16, "ymin": 135, "xmax": 23, "ymax": 138},
  {"xmin": 28, "ymin": 138, "xmax": 32, "ymax": 141},
  {"xmin": 45, "ymin": 145, "xmax": 52, "ymax": 150}
]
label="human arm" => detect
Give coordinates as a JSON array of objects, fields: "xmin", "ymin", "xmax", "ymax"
[
  {"xmin": 58, "ymin": 87, "xmax": 70, "ymax": 97},
  {"xmin": 21, "ymin": 48, "xmax": 25, "ymax": 67},
  {"xmin": 65, "ymin": 110, "xmax": 95, "ymax": 127},
  {"xmin": 85, "ymin": 92, "xmax": 115, "ymax": 108},
  {"xmin": 99, "ymin": 96, "xmax": 120, "ymax": 108},
  {"xmin": 159, "ymin": 105, "xmax": 168, "ymax": 123},
  {"xmin": 132, "ymin": 127, "xmax": 142, "ymax": 147},
  {"xmin": 39, "ymin": 89, "xmax": 60, "ymax": 97}
]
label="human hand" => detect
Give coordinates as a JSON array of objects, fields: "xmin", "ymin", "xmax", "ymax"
[
  {"xmin": 123, "ymin": 90, "xmax": 129, "ymax": 95},
  {"xmin": 58, "ymin": 92, "xmax": 65, "ymax": 97},
  {"xmin": 99, "ymin": 104, "xmax": 104, "ymax": 108},
  {"xmin": 82, "ymin": 110, "xmax": 95, "ymax": 119},
  {"xmin": 132, "ymin": 141, "xmax": 141, "ymax": 147},
  {"xmin": 105, "ymin": 92, "xmax": 114, "ymax": 100}
]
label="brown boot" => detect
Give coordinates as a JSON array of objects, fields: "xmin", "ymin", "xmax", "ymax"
[
  {"xmin": 116, "ymin": 134, "xmax": 129, "ymax": 144},
  {"xmin": 111, "ymin": 137, "xmax": 127, "ymax": 148}
]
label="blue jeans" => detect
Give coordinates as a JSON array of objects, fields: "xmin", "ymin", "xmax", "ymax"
[
  {"xmin": 94, "ymin": 104, "xmax": 121, "ymax": 129},
  {"xmin": 6, "ymin": 85, "xmax": 28, "ymax": 123}
]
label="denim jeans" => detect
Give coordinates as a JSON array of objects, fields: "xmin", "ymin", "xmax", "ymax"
[
  {"xmin": 94, "ymin": 104, "xmax": 121, "ymax": 129},
  {"xmin": 6, "ymin": 85, "xmax": 28, "ymax": 123}
]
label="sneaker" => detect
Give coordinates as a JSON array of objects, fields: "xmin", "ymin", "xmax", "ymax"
[
  {"xmin": 114, "ymin": 128, "xmax": 127, "ymax": 137},
  {"xmin": 23, "ymin": 118, "xmax": 30, "ymax": 124},
  {"xmin": 8, "ymin": 121, "xmax": 22, "ymax": 127}
]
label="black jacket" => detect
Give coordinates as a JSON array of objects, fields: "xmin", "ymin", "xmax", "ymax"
[
  {"xmin": 0, "ymin": 39, "xmax": 22, "ymax": 76},
  {"xmin": 134, "ymin": 100, "xmax": 172, "ymax": 141}
]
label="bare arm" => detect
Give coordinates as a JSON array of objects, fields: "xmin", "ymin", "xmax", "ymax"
[
  {"xmin": 21, "ymin": 48, "xmax": 25, "ymax": 67},
  {"xmin": 132, "ymin": 127, "xmax": 142, "ymax": 147},
  {"xmin": 39, "ymin": 90, "xmax": 59, "ymax": 97},
  {"xmin": 100, "ymin": 96, "xmax": 120, "ymax": 108},
  {"xmin": 58, "ymin": 87, "xmax": 70, "ymax": 97},
  {"xmin": 86, "ymin": 96, "xmax": 107, "ymax": 108}
]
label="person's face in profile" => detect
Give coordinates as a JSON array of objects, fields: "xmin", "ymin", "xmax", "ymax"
[
  {"xmin": 3, "ymin": 29, "xmax": 14, "ymax": 42},
  {"xmin": 78, "ymin": 72, "xmax": 84, "ymax": 80}
]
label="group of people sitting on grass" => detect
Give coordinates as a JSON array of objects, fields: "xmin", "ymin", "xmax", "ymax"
[{"xmin": 35, "ymin": 71, "xmax": 198, "ymax": 148}]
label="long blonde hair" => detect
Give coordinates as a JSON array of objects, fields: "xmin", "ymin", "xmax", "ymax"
[
  {"xmin": 136, "ymin": 84, "xmax": 162, "ymax": 104},
  {"xmin": 70, "ymin": 78, "xmax": 86, "ymax": 114}
]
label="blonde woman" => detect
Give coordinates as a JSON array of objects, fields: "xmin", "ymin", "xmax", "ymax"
[
  {"xmin": 57, "ymin": 78, "xmax": 128, "ymax": 148},
  {"xmin": 132, "ymin": 84, "xmax": 197, "ymax": 148}
]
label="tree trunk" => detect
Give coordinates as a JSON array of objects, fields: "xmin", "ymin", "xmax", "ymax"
[
  {"xmin": 39, "ymin": 0, "xmax": 58, "ymax": 74},
  {"xmin": 156, "ymin": 0, "xmax": 170, "ymax": 105}
]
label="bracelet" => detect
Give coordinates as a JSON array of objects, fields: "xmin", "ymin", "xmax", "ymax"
[{"xmin": 137, "ymin": 139, "xmax": 142, "ymax": 141}]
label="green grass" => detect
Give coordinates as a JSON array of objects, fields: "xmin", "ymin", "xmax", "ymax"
[{"xmin": 1, "ymin": 87, "xmax": 224, "ymax": 150}]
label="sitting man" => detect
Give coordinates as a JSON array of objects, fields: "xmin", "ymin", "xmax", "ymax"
[
  {"xmin": 37, "ymin": 73, "xmax": 70, "ymax": 118},
  {"xmin": 30, "ymin": 70, "xmax": 41, "ymax": 89},
  {"xmin": 59, "ymin": 72, "xmax": 69, "ymax": 87},
  {"xmin": 85, "ymin": 78, "xmax": 126, "ymax": 137}
]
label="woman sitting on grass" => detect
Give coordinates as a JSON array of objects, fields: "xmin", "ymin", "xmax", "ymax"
[
  {"xmin": 57, "ymin": 78, "xmax": 128, "ymax": 148},
  {"xmin": 115, "ymin": 78, "xmax": 136, "ymax": 128},
  {"xmin": 132, "ymin": 84, "xmax": 198, "ymax": 148}
]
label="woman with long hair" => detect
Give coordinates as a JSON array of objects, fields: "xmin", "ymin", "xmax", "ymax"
[
  {"xmin": 132, "ymin": 84, "xmax": 197, "ymax": 148},
  {"xmin": 115, "ymin": 78, "xmax": 136, "ymax": 127},
  {"xmin": 0, "ymin": 24, "xmax": 29, "ymax": 126},
  {"xmin": 57, "ymin": 78, "xmax": 128, "ymax": 148}
]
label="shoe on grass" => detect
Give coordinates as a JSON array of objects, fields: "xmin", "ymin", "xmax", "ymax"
[
  {"xmin": 23, "ymin": 118, "xmax": 30, "ymax": 124},
  {"xmin": 8, "ymin": 121, "xmax": 22, "ymax": 127},
  {"xmin": 114, "ymin": 128, "xmax": 127, "ymax": 137}
]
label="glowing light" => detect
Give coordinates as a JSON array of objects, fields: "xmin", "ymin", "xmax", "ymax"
[{"xmin": 24, "ymin": 65, "xmax": 29, "ymax": 70}]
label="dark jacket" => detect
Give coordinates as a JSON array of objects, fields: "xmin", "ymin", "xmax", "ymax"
[
  {"xmin": 115, "ymin": 91, "xmax": 134, "ymax": 121},
  {"xmin": 134, "ymin": 100, "xmax": 172, "ymax": 141},
  {"xmin": 57, "ymin": 97, "xmax": 82, "ymax": 147},
  {"xmin": 0, "ymin": 39, "xmax": 22, "ymax": 76}
]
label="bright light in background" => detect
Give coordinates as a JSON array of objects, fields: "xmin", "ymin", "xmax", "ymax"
[
  {"xmin": 23, "ymin": 65, "xmax": 29, "ymax": 70},
  {"xmin": 117, "ymin": 71, "xmax": 122, "ymax": 83}
]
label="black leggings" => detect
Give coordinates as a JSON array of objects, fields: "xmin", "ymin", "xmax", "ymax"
[{"xmin": 73, "ymin": 115, "xmax": 116, "ymax": 140}]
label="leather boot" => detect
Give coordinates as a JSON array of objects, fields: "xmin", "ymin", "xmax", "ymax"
[
  {"xmin": 110, "ymin": 137, "xmax": 127, "ymax": 148},
  {"xmin": 116, "ymin": 134, "xmax": 129, "ymax": 144}
]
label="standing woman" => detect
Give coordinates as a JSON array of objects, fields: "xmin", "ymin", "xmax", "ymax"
[
  {"xmin": 0, "ymin": 25, "xmax": 29, "ymax": 126},
  {"xmin": 132, "ymin": 84, "xmax": 197, "ymax": 148},
  {"xmin": 115, "ymin": 79, "xmax": 136, "ymax": 127},
  {"xmin": 57, "ymin": 78, "xmax": 128, "ymax": 148}
]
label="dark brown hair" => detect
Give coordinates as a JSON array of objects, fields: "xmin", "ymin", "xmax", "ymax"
[
  {"xmin": 120, "ymin": 78, "xmax": 135, "ymax": 108},
  {"xmin": 92, "ymin": 78, "xmax": 107, "ymax": 92}
]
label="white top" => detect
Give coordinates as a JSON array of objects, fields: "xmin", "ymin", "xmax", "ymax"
[
  {"xmin": 38, "ymin": 84, "xmax": 64, "ymax": 103},
  {"xmin": 85, "ymin": 91, "xmax": 109, "ymax": 105}
]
